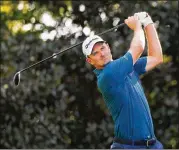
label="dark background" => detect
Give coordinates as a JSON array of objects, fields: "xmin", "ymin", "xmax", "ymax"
[{"xmin": 0, "ymin": 0, "xmax": 178, "ymax": 149}]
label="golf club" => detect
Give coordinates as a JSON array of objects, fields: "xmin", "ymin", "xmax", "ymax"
[{"xmin": 13, "ymin": 22, "xmax": 125, "ymax": 86}]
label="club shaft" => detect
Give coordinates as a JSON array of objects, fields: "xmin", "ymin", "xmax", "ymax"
[
  {"xmin": 19, "ymin": 23, "xmax": 125, "ymax": 73},
  {"xmin": 20, "ymin": 42, "xmax": 83, "ymax": 73},
  {"xmin": 97, "ymin": 23, "xmax": 125, "ymax": 36}
]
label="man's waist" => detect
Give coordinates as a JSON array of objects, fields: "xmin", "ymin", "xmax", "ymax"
[
  {"xmin": 114, "ymin": 122, "xmax": 155, "ymax": 140},
  {"xmin": 113, "ymin": 137, "xmax": 156, "ymax": 146}
]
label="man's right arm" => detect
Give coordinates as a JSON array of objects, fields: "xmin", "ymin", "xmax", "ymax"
[{"xmin": 125, "ymin": 15, "xmax": 145, "ymax": 65}]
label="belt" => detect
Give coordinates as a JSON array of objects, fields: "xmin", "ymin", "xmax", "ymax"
[{"xmin": 113, "ymin": 137, "xmax": 156, "ymax": 147}]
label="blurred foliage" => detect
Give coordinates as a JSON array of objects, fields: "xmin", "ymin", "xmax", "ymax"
[{"xmin": 0, "ymin": 0, "xmax": 178, "ymax": 149}]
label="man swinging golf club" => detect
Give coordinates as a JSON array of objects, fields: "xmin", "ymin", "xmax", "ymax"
[{"xmin": 82, "ymin": 12, "xmax": 163, "ymax": 149}]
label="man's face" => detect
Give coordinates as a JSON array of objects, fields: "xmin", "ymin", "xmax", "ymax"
[{"xmin": 86, "ymin": 42, "xmax": 112, "ymax": 69}]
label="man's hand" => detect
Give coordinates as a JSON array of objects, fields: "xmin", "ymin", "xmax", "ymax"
[
  {"xmin": 134, "ymin": 12, "xmax": 153, "ymax": 28},
  {"xmin": 124, "ymin": 15, "xmax": 142, "ymax": 31}
]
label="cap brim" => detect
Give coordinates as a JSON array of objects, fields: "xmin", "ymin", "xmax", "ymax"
[{"xmin": 86, "ymin": 39, "xmax": 104, "ymax": 56}]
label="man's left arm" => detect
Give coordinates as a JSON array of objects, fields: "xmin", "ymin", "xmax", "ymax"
[
  {"xmin": 139, "ymin": 12, "xmax": 163, "ymax": 71},
  {"xmin": 144, "ymin": 23, "xmax": 163, "ymax": 71}
]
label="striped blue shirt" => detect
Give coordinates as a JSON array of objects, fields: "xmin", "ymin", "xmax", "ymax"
[{"xmin": 93, "ymin": 52, "xmax": 155, "ymax": 140}]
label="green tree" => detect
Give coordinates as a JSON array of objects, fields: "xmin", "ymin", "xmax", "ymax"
[{"xmin": 0, "ymin": 0, "xmax": 178, "ymax": 148}]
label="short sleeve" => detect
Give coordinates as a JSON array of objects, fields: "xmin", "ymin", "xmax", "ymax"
[
  {"xmin": 114, "ymin": 52, "xmax": 133, "ymax": 79},
  {"xmin": 134, "ymin": 57, "xmax": 147, "ymax": 76}
]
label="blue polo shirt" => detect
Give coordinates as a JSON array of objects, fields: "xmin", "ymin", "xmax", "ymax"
[{"xmin": 93, "ymin": 52, "xmax": 155, "ymax": 140}]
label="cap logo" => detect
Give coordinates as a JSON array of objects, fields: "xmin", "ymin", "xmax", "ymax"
[{"xmin": 85, "ymin": 37, "xmax": 99, "ymax": 49}]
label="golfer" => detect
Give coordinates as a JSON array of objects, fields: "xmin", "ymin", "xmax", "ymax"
[{"xmin": 82, "ymin": 12, "xmax": 163, "ymax": 149}]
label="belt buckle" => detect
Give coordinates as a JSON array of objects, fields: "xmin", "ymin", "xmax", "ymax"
[
  {"xmin": 146, "ymin": 140, "xmax": 149, "ymax": 147},
  {"xmin": 146, "ymin": 138, "xmax": 153, "ymax": 147}
]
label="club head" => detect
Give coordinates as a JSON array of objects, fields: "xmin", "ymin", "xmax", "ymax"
[{"xmin": 13, "ymin": 72, "xmax": 21, "ymax": 86}]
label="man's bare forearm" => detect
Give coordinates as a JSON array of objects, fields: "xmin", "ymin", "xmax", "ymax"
[
  {"xmin": 131, "ymin": 28, "xmax": 145, "ymax": 50},
  {"xmin": 129, "ymin": 27, "xmax": 145, "ymax": 64},
  {"xmin": 144, "ymin": 24, "xmax": 163, "ymax": 62}
]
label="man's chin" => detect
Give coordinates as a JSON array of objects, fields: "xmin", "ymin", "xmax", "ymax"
[{"xmin": 104, "ymin": 59, "xmax": 111, "ymax": 65}]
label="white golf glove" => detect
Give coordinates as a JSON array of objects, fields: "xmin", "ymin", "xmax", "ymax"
[{"xmin": 135, "ymin": 12, "xmax": 153, "ymax": 28}]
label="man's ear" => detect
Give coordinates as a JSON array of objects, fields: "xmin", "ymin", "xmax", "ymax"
[
  {"xmin": 86, "ymin": 57, "xmax": 92, "ymax": 64},
  {"xmin": 106, "ymin": 42, "xmax": 111, "ymax": 50}
]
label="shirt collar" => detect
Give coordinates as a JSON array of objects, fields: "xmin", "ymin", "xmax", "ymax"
[
  {"xmin": 93, "ymin": 60, "xmax": 113, "ymax": 76},
  {"xmin": 93, "ymin": 69, "xmax": 102, "ymax": 76}
]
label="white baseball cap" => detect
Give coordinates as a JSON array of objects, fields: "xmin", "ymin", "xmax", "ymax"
[{"xmin": 82, "ymin": 35, "xmax": 105, "ymax": 57}]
